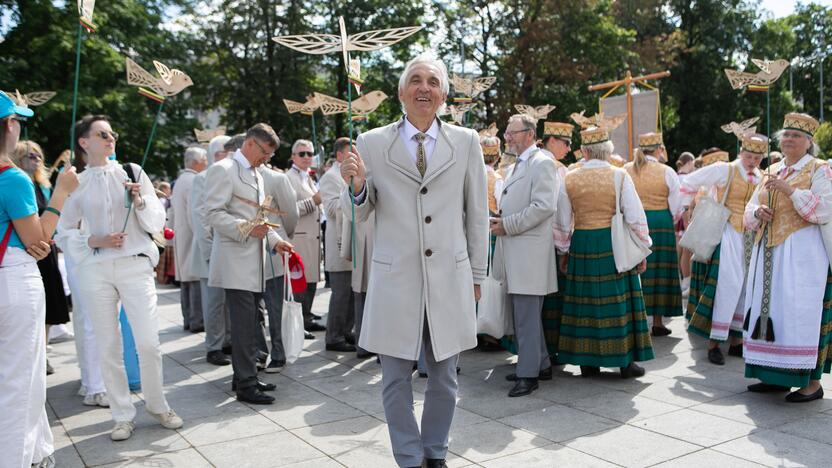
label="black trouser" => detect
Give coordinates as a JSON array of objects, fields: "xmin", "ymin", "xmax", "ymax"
[
  {"xmin": 225, "ymin": 288, "xmax": 263, "ymax": 390},
  {"xmin": 299, "ymin": 281, "xmax": 318, "ymax": 326}
]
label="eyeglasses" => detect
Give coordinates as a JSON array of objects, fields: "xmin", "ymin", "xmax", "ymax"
[
  {"xmin": 296, "ymin": 151, "xmax": 314, "ymax": 158},
  {"xmin": 504, "ymin": 128, "xmax": 531, "ymax": 137},
  {"xmin": 253, "ymin": 139, "xmax": 275, "ymax": 158},
  {"xmin": 96, "ymin": 130, "xmax": 119, "ymax": 141}
]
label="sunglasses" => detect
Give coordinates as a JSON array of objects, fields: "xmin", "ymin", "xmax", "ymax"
[
  {"xmin": 95, "ymin": 130, "xmax": 119, "ymax": 141},
  {"xmin": 296, "ymin": 151, "xmax": 314, "ymax": 158}
]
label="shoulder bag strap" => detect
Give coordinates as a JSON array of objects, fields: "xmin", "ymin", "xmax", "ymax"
[
  {"xmin": 614, "ymin": 169, "xmax": 623, "ymax": 214},
  {"xmin": 719, "ymin": 164, "xmax": 736, "ymax": 206},
  {"xmin": 283, "ymin": 252, "xmax": 295, "ymax": 303},
  {"xmin": 0, "ymin": 166, "xmax": 17, "ymax": 265}
]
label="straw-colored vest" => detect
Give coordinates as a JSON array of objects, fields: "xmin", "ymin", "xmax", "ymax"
[
  {"xmin": 756, "ymin": 159, "xmax": 825, "ymax": 247},
  {"xmin": 486, "ymin": 169, "xmax": 502, "ymax": 214},
  {"xmin": 625, "ymin": 161, "xmax": 669, "ymax": 210},
  {"xmin": 565, "ymin": 167, "xmax": 616, "ymax": 229},
  {"xmin": 716, "ymin": 165, "xmax": 758, "ymax": 234}
]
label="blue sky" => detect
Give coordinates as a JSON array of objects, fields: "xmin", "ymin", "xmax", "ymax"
[{"xmin": 761, "ymin": 0, "xmax": 832, "ymax": 17}]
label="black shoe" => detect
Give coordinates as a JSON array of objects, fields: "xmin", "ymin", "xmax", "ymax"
[
  {"xmin": 356, "ymin": 350, "xmax": 375, "ymax": 359},
  {"xmin": 46, "ymin": 360, "xmax": 54, "ymax": 376},
  {"xmin": 708, "ymin": 347, "xmax": 725, "ymax": 365},
  {"xmin": 190, "ymin": 326, "xmax": 205, "ymax": 333},
  {"xmin": 785, "ymin": 387, "xmax": 824, "ymax": 403},
  {"xmin": 728, "ymin": 344, "xmax": 743, "ymax": 357},
  {"xmin": 747, "ymin": 382, "xmax": 791, "ymax": 393},
  {"xmin": 425, "ymin": 459, "xmax": 448, "ymax": 468},
  {"xmin": 325, "ymin": 342, "xmax": 356, "ymax": 352},
  {"xmin": 651, "ymin": 325, "xmax": 672, "ymax": 336},
  {"xmin": 477, "ymin": 340, "xmax": 505, "ymax": 352},
  {"xmin": 506, "ymin": 366, "xmax": 553, "ymax": 382},
  {"xmin": 304, "ymin": 331, "xmax": 315, "ymax": 340},
  {"xmin": 619, "ymin": 362, "xmax": 645, "ymax": 378},
  {"xmin": 221, "ymin": 345, "xmax": 232, "ymax": 355},
  {"xmin": 418, "ymin": 372, "xmax": 428, "ymax": 378},
  {"xmin": 580, "ymin": 366, "xmax": 600, "ymax": 378},
  {"xmin": 345, "ymin": 333, "xmax": 356, "ymax": 345},
  {"xmin": 183, "ymin": 323, "xmax": 190, "ymax": 331},
  {"xmin": 207, "ymin": 351, "xmax": 231, "ymax": 366},
  {"xmin": 306, "ymin": 322, "xmax": 326, "ymax": 332},
  {"xmin": 311, "ymin": 313, "xmax": 322, "ymax": 320},
  {"xmin": 236, "ymin": 387, "xmax": 275, "ymax": 404},
  {"xmin": 256, "ymin": 356, "xmax": 267, "ymax": 371},
  {"xmin": 232, "ymin": 380, "xmax": 276, "ymax": 392},
  {"xmin": 265, "ymin": 360, "xmax": 285, "ymax": 373},
  {"xmin": 508, "ymin": 378, "xmax": 539, "ymax": 397}
]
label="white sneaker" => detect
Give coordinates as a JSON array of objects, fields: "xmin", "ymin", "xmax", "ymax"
[
  {"xmin": 149, "ymin": 409, "xmax": 183, "ymax": 429},
  {"xmin": 110, "ymin": 421, "xmax": 135, "ymax": 441},
  {"xmin": 32, "ymin": 454, "xmax": 55, "ymax": 468},
  {"xmin": 83, "ymin": 392, "xmax": 109, "ymax": 407}
]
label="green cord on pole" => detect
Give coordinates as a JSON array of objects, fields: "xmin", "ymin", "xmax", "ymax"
[
  {"xmin": 69, "ymin": 23, "xmax": 83, "ymax": 164},
  {"xmin": 348, "ymin": 81, "xmax": 357, "ymax": 268},
  {"xmin": 121, "ymin": 100, "xmax": 164, "ymax": 232}
]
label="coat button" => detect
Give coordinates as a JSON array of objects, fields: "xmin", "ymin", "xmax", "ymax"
[
  {"xmin": 425, "ymin": 216, "xmax": 432, "ymax": 224},
  {"xmin": 425, "ymin": 249, "xmax": 433, "ymax": 257},
  {"xmin": 503, "ymin": 189, "xmax": 508, "ymax": 195},
  {"xmin": 420, "ymin": 187, "xmax": 428, "ymax": 194}
]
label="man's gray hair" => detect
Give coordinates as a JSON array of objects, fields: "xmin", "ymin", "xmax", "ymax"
[
  {"xmin": 184, "ymin": 146, "xmax": 207, "ymax": 167},
  {"xmin": 224, "ymin": 133, "xmax": 245, "ymax": 152},
  {"xmin": 246, "ymin": 123, "xmax": 279, "ymax": 147},
  {"xmin": 583, "ymin": 141, "xmax": 614, "ymax": 161},
  {"xmin": 507, "ymin": 114, "xmax": 537, "ymax": 134},
  {"xmin": 292, "ymin": 139, "xmax": 314, "ymax": 154},
  {"xmin": 398, "ymin": 53, "xmax": 449, "ymax": 115}
]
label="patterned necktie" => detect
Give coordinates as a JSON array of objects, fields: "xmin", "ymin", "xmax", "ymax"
[{"xmin": 414, "ymin": 132, "xmax": 427, "ymax": 177}]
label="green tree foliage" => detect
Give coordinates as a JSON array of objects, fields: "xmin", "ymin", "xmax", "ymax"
[{"xmin": 815, "ymin": 121, "xmax": 832, "ymax": 159}]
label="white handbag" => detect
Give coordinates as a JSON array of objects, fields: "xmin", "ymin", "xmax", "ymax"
[
  {"xmin": 281, "ymin": 253, "xmax": 305, "ymax": 364},
  {"xmin": 476, "ymin": 238, "xmax": 514, "ymax": 338},
  {"xmin": 611, "ymin": 170, "xmax": 653, "ymax": 273},
  {"xmin": 679, "ymin": 165, "xmax": 735, "ymax": 262}
]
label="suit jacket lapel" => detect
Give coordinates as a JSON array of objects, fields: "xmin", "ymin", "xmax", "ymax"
[
  {"xmin": 503, "ymin": 156, "xmax": 529, "ymax": 191},
  {"xmin": 422, "ymin": 122, "xmax": 456, "ymax": 186},
  {"xmin": 385, "ymin": 120, "xmax": 422, "ymax": 183},
  {"xmin": 234, "ymin": 158, "xmax": 259, "ymax": 196}
]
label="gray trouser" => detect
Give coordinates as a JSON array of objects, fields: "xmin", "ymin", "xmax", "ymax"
[
  {"xmin": 262, "ymin": 276, "xmax": 286, "ymax": 363},
  {"xmin": 510, "ymin": 294, "xmax": 550, "ymax": 378},
  {"xmin": 299, "ymin": 281, "xmax": 318, "ymax": 326},
  {"xmin": 354, "ymin": 291, "xmax": 368, "ymax": 354},
  {"xmin": 224, "ymin": 289, "xmax": 263, "ymax": 390},
  {"xmin": 200, "ymin": 279, "xmax": 230, "ymax": 352},
  {"xmin": 380, "ymin": 322, "xmax": 459, "ymax": 467},
  {"xmin": 181, "ymin": 281, "xmax": 204, "ymax": 330},
  {"xmin": 325, "ymin": 271, "xmax": 354, "ymax": 345}
]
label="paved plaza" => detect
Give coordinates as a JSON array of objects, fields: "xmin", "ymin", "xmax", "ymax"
[{"xmin": 46, "ymin": 285, "xmax": 832, "ymax": 467}]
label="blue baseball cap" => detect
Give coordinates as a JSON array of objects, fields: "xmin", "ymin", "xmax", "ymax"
[{"xmin": 0, "ymin": 91, "xmax": 34, "ymax": 119}]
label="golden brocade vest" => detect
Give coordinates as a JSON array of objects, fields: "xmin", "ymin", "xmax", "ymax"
[
  {"xmin": 625, "ymin": 161, "xmax": 669, "ymax": 210},
  {"xmin": 755, "ymin": 159, "xmax": 825, "ymax": 247},
  {"xmin": 565, "ymin": 167, "xmax": 617, "ymax": 229},
  {"xmin": 716, "ymin": 165, "xmax": 758, "ymax": 233},
  {"xmin": 486, "ymin": 169, "xmax": 502, "ymax": 215}
]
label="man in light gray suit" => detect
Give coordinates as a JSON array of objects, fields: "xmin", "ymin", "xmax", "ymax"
[
  {"xmin": 260, "ymin": 165, "xmax": 299, "ymax": 372},
  {"xmin": 340, "ymin": 54, "xmax": 488, "ymax": 468},
  {"xmin": 319, "ymin": 137, "xmax": 356, "ymax": 352},
  {"xmin": 204, "ymin": 124, "xmax": 293, "ymax": 405},
  {"xmin": 490, "ymin": 113, "xmax": 559, "ymax": 398},
  {"xmin": 190, "ymin": 134, "xmax": 231, "ymax": 366}
]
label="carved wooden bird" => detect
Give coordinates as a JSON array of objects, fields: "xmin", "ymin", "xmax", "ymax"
[
  {"xmin": 194, "ymin": 127, "xmax": 227, "ymax": 143},
  {"xmin": 451, "ymin": 74, "xmax": 496, "ymax": 99},
  {"xmin": 515, "ymin": 104, "xmax": 556, "ymax": 122},
  {"xmin": 5, "ymin": 90, "xmax": 56, "ymax": 107},
  {"xmin": 313, "ymin": 91, "xmax": 387, "ymax": 117},
  {"xmin": 721, "ymin": 117, "xmax": 760, "ymax": 138},
  {"xmin": 283, "ymin": 95, "xmax": 320, "ymax": 115},
  {"xmin": 125, "ymin": 58, "xmax": 193, "ymax": 97},
  {"xmin": 724, "ymin": 59, "xmax": 789, "ymax": 90},
  {"xmin": 478, "ymin": 123, "xmax": 499, "ymax": 138},
  {"xmin": 441, "ymin": 103, "xmax": 477, "ymax": 125},
  {"xmin": 570, "ymin": 111, "xmax": 626, "ymax": 130}
]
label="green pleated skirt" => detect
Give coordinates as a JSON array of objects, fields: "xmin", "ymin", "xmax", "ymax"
[
  {"xmin": 642, "ymin": 209, "xmax": 682, "ymax": 317},
  {"xmin": 686, "ymin": 245, "xmax": 742, "ymax": 341},
  {"xmin": 745, "ymin": 273, "xmax": 832, "ymax": 388},
  {"xmin": 557, "ymin": 227, "xmax": 654, "ymax": 367}
]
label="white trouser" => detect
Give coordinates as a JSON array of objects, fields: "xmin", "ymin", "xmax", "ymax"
[
  {"xmin": 65, "ymin": 255, "xmax": 106, "ymax": 395},
  {"xmin": 0, "ymin": 248, "xmax": 53, "ymax": 468},
  {"xmin": 75, "ymin": 256, "xmax": 170, "ymax": 422}
]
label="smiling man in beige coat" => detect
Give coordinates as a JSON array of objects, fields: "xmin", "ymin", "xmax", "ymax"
[{"xmin": 340, "ymin": 54, "xmax": 488, "ymax": 468}]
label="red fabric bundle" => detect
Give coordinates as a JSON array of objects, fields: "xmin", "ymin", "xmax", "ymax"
[{"xmin": 288, "ymin": 251, "xmax": 307, "ymax": 294}]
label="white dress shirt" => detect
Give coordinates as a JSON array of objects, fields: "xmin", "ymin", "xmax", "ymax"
[
  {"xmin": 400, "ymin": 116, "xmax": 440, "ymax": 166},
  {"xmin": 234, "ymin": 150, "xmax": 264, "ymax": 204}
]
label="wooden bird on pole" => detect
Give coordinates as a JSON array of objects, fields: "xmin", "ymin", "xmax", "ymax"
[
  {"xmin": 235, "ymin": 195, "xmax": 286, "ymax": 239},
  {"xmin": 125, "ymin": 57, "xmax": 194, "ymax": 102},
  {"xmin": 6, "ymin": 90, "xmax": 56, "ymax": 107},
  {"xmin": 588, "ymin": 70, "xmax": 670, "ymax": 160}
]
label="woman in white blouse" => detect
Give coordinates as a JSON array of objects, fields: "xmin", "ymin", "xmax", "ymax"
[
  {"xmin": 57, "ymin": 115, "xmax": 182, "ymax": 440},
  {"xmin": 741, "ymin": 113, "xmax": 832, "ymax": 403}
]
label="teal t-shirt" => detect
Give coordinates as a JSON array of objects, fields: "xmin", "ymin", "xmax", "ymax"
[{"xmin": 0, "ymin": 166, "xmax": 38, "ymax": 250}]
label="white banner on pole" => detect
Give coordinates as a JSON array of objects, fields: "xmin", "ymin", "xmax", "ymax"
[{"xmin": 600, "ymin": 90, "xmax": 659, "ymax": 160}]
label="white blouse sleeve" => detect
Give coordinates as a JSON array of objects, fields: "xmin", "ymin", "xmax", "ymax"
[
  {"xmin": 620, "ymin": 172, "xmax": 652, "ymax": 247},
  {"xmin": 134, "ymin": 167, "xmax": 166, "ymax": 235},
  {"xmin": 553, "ymin": 180, "xmax": 573, "ymax": 254},
  {"xmin": 791, "ymin": 162, "xmax": 832, "ymax": 224},
  {"xmin": 55, "ymin": 190, "xmax": 94, "ymax": 265},
  {"xmin": 493, "ymin": 178, "xmax": 504, "ymax": 207},
  {"xmin": 665, "ymin": 167, "xmax": 684, "ymax": 219},
  {"xmin": 679, "ymin": 163, "xmax": 729, "ymax": 206}
]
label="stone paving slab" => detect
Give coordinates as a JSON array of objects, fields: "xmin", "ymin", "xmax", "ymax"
[{"xmin": 45, "ymin": 285, "xmax": 832, "ymax": 467}]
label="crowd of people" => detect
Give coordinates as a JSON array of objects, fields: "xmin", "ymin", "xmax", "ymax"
[{"xmin": 1, "ymin": 52, "xmax": 831, "ymax": 468}]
